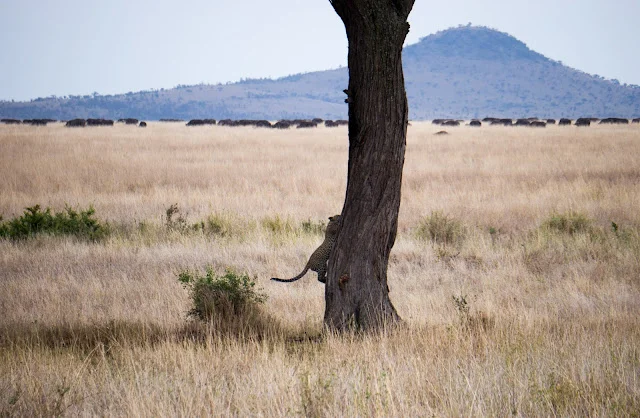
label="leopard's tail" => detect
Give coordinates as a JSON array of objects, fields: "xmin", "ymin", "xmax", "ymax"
[{"xmin": 271, "ymin": 266, "xmax": 309, "ymax": 283}]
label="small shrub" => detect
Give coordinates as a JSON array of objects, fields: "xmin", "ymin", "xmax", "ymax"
[
  {"xmin": 0, "ymin": 205, "xmax": 109, "ymax": 241},
  {"xmin": 452, "ymin": 294, "xmax": 470, "ymax": 320},
  {"xmin": 165, "ymin": 203, "xmax": 189, "ymax": 233},
  {"xmin": 178, "ymin": 267, "xmax": 267, "ymax": 323},
  {"xmin": 416, "ymin": 211, "xmax": 465, "ymax": 246},
  {"xmin": 543, "ymin": 211, "xmax": 592, "ymax": 235},
  {"xmin": 451, "ymin": 294, "xmax": 494, "ymax": 332}
]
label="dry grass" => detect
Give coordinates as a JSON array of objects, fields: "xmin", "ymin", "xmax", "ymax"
[{"xmin": 1, "ymin": 122, "xmax": 639, "ymax": 416}]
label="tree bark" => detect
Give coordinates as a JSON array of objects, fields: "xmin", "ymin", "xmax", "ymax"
[{"xmin": 325, "ymin": 0, "xmax": 414, "ymax": 331}]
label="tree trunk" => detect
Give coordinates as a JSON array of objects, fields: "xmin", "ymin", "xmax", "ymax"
[{"xmin": 325, "ymin": 0, "xmax": 414, "ymax": 331}]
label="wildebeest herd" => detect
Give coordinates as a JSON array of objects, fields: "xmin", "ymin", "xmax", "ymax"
[
  {"xmin": 1, "ymin": 118, "xmax": 56, "ymax": 125},
  {"xmin": 432, "ymin": 117, "xmax": 639, "ymax": 128},
  {"xmin": 1, "ymin": 117, "xmax": 639, "ymax": 128},
  {"xmin": 62, "ymin": 118, "xmax": 146, "ymax": 127},
  {"xmin": 213, "ymin": 118, "xmax": 349, "ymax": 129}
]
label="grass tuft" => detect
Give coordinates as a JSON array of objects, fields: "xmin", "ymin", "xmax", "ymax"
[
  {"xmin": 416, "ymin": 211, "xmax": 466, "ymax": 247},
  {"xmin": 543, "ymin": 211, "xmax": 592, "ymax": 235}
]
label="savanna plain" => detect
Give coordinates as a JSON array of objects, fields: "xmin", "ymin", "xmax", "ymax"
[{"xmin": 1, "ymin": 121, "xmax": 639, "ymax": 416}]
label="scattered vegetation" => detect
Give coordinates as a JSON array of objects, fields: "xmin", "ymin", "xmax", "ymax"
[
  {"xmin": 452, "ymin": 294, "xmax": 470, "ymax": 324},
  {"xmin": 164, "ymin": 203, "xmax": 190, "ymax": 233},
  {"xmin": 200, "ymin": 213, "xmax": 235, "ymax": 237},
  {"xmin": 451, "ymin": 294, "xmax": 494, "ymax": 332},
  {"xmin": 542, "ymin": 211, "xmax": 592, "ymax": 235},
  {"xmin": 301, "ymin": 218, "xmax": 327, "ymax": 235},
  {"xmin": 2, "ymin": 123, "xmax": 640, "ymax": 416},
  {"xmin": 0, "ymin": 205, "xmax": 109, "ymax": 241},
  {"xmin": 178, "ymin": 267, "xmax": 274, "ymax": 337},
  {"xmin": 416, "ymin": 211, "xmax": 466, "ymax": 247},
  {"xmin": 163, "ymin": 206, "xmax": 328, "ymax": 240},
  {"xmin": 261, "ymin": 214, "xmax": 296, "ymax": 235},
  {"xmin": 523, "ymin": 211, "xmax": 640, "ymax": 277}
]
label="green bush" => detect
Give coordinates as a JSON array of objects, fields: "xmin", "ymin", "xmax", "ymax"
[
  {"xmin": 543, "ymin": 211, "xmax": 592, "ymax": 235},
  {"xmin": 416, "ymin": 211, "xmax": 466, "ymax": 246},
  {"xmin": 0, "ymin": 205, "xmax": 109, "ymax": 241},
  {"xmin": 178, "ymin": 267, "xmax": 267, "ymax": 323}
]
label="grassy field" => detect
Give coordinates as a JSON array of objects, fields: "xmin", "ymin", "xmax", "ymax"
[{"xmin": 1, "ymin": 122, "xmax": 639, "ymax": 416}]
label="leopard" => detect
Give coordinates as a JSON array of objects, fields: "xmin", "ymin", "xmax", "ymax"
[{"xmin": 271, "ymin": 215, "xmax": 341, "ymax": 284}]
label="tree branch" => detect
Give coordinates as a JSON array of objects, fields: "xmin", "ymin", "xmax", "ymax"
[
  {"xmin": 328, "ymin": 0, "xmax": 347, "ymax": 21},
  {"xmin": 391, "ymin": 0, "xmax": 415, "ymax": 19}
]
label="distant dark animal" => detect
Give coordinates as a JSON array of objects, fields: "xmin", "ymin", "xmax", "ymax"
[
  {"xmin": 217, "ymin": 119, "xmax": 235, "ymax": 126},
  {"xmin": 334, "ymin": 120, "xmax": 348, "ymax": 126},
  {"xmin": 515, "ymin": 119, "xmax": 530, "ymax": 126},
  {"xmin": 491, "ymin": 119, "xmax": 512, "ymax": 126},
  {"xmin": 1, "ymin": 118, "xmax": 21, "ymax": 124},
  {"xmin": 139, "ymin": 121, "xmax": 147, "ymax": 127},
  {"xmin": 434, "ymin": 130, "xmax": 448, "ymax": 135},
  {"xmin": 118, "ymin": 118, "xmax": 139, "ymax": 125},
  {"xmin": 530, "ymin": 121, "xmax": 546, "ymax": 128},
  {"xmin": 432, "ymin": 119, "xmax": 445, "ymax": 125},
  {"xmin": 65, "ymin": 118, "xmax": 86, "ymax": 127},
  {"xmin": 297, "ymin": 121, "xmax": 318, "ymax": 129},
  {"xmin": 254, "ymin": 120, "xmax": 272, "ymax": 128},
  {"xmin": 202, "ymin": 119, "xmax": 216, "ymax": 125},
  {"xmin": 482, "ymin": 117, "xmax": 499, "ymax": 123},
  {"xmin": 273, "ymin": 120, "xmax": 291, "ymax": 129},
  {"xmin": 312, "ymin": 118, "xmax": 323, "ymax": 124},
  {"xmin": 575, "ymin": 118, "xmax": 591, "ymax": 127},
  {"xmin": 324, "ymin": 120, "xmax": 338, "ymax": 127},
  {"xmin": 22, "ymin": 119, "xmax": 49, "ymax": 126},
  {"xmin": 86, "ymin": 118, "xmax": 114, "ymax": 126},
  {"xmin": 469, "ymin": 120, "xmax": 482, "ymax": 127},
  {"xmin": 441, "ymin": 120, "xmax": 460, "ymax": 127},
  {"xmin": 546, "ymin": 119, "xmax": 556, "ymax": 124},
  {"xmin": 225, "ymin": 119, "xmax": 270, "ymax": 127},
  {"xmin": 186, "ymin": 119, "xmax": 206, "ymax": 126},
  {"xmin": 632, "ymin": 118, "xmax": 640, "ymax": 124},
  {"xmin": 558, "ymin": 118, "xmax": 572, "ymax": 126},
  {"xmin": 599, "ymin": 117, "xmax": 629, "ymax": 125}
]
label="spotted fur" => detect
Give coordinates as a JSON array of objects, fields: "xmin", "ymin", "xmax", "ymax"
[{"xmin": 271, "ymin": 215, "xmax": 341, "ymax": 283}]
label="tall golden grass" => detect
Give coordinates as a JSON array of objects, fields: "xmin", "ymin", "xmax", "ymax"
[{"xmin": 1, "ymin": 122, "xmax": 639, "ymax": 416}]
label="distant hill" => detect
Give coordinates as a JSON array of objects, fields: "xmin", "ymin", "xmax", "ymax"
[{"xmin": 2, "ymin": 26, "xmax": 639, "ymax": 120}]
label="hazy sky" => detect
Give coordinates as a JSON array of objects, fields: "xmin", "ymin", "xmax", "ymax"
[{"xmin": 1, "ymin": 0, "xmax": 639, "ymax": 101}]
